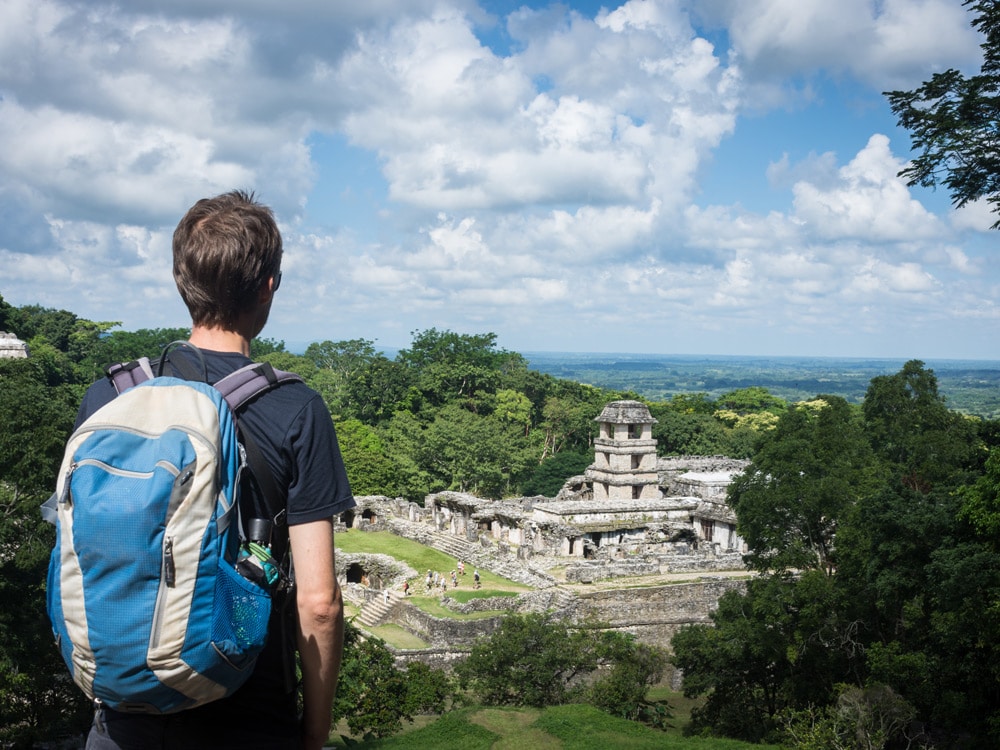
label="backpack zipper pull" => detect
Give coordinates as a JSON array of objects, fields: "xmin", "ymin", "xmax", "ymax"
[
  {"xmin": 164, "ymin": 537, "xmax": 176, "ymax": 588},
  {"xmin": 60, "ymin": 462, "xmax": 77, "ymax": 505}
]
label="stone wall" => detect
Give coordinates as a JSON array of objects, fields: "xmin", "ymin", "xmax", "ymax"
[
  {"xmin": 394, "ymin": 601, "xmax": 504, "ymax": 648},
  {"xmin": 391, "ymin": 647, "xmax": 471, "ymax": 671},
  {"xmin": 338, "ymin": 551, "xmax": 415, "ymax": 590},
  {"xmin": 564, "ymin": 559, "xmax": 660, "ymax": 583},
  {"xmin": 565, "ymin": 578, "xmax": 746, "ymax": 650}
]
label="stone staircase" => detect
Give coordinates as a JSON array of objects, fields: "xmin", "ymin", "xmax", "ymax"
[{"xmin": 356, "ymin": 591, "xmax": 397, "ymax": 628}]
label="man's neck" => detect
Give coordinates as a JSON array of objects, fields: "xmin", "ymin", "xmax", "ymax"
[{"xmin": 188, "ymin": 326, "xmax": 252, "ymax": 356}]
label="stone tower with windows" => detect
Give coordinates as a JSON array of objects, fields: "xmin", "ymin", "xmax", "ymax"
[{"xmin": 586, "ymin": 400, "xmax": 660, "ymax": 502}]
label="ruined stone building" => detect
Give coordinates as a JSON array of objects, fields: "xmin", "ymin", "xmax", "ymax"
[
  {"xmin": 0, "ymin": 332, "xmax": 28, "ymax": 359},
  {"xmin": 340, "ymin": 399, "xmax": 752, "ymax": 661},
  {"xmin": 352, "ymin": 400, "xmax": 749, "ymax": 576}
]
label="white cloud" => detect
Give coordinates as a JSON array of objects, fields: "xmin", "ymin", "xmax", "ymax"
[
  {"xmin": 0, "ymin": 0, "xmax": 996, "ymax": 358},
  {"xmin": 707, "ymin": 0, "xmax": 983, "ymax": 89},
  {"xmin": 950, "ymin": 199, "xmax": 998, "ymax": 233},
  {"xmin": 791, "ymin": 134, "xmax": 942, "ymax": 241},
  {"xmin": 336, "ymin": 0, "xmax": 739, "ymax": 214}
]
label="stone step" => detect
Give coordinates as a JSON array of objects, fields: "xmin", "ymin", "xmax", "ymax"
[{"xmin": 357, "ymin": 592, "xmax": 395, "ymax": 627}]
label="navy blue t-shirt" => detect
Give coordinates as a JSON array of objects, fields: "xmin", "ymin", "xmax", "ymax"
[{"xmin": 76, "ymin": 349, "xmax": 355, "ymax": 745}]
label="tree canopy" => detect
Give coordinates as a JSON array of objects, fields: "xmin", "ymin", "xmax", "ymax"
[
  {"xmin": 673, "ymin": 361, "xmax": 1000, "ymax": 747},
  {"xmin": 885, "ymin": 0, "xmax": 1000, "ymax": 227}
]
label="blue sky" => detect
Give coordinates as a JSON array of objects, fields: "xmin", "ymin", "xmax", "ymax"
[{"xmin": 0, "ymin": 0, "xmax": 994, "ymax": 359}]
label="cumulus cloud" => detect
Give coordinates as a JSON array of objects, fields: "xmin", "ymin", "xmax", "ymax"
[
  {"xmin": 335, "ymin": 2, "xmax": 739, "ymax": 215},
  {"xmin": 0, "ymin": 0, "xmax": 994, "ymax": 358},
  {"xmin": 791, "ymin": 134, "xmax": 942, "ymax": 241},
  {"xmin": 700, "ymin": 0, "xmax": 983, "ymax": 89}
]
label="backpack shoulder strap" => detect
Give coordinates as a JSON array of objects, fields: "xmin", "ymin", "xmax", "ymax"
[
  {"xmin": 106, "ymin": 358, "xmax": 155, "ymax": 393},
  {"xmin": 213, "ymin": 362, "xmax": 304, "ymax": 413},
  {"xmin": 105, "ymin": 350, "xmax": 303, "ymax": 530},
  {"xmin": 104, "ymin": 340, "xmax": 205, "ymax": 393},
  {"xmin": 213, "ymin": 362, "xmax": 304, "ymax": 535}
]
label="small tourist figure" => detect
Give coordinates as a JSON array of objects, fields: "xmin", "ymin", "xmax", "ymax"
[
  {"xmin": 458, "ymin": 560, "xmax": 465, "ymax": 576},
  {"xmin": 451, "ymin": 570, "xmax": 458, "ymax": 588},
  {"xmin": 403, "ymin": 580, "xmax": 410, "ymax": 596},
  {"xmin": 473, "ymin": 569, "xmax": 480, "ymax": 589}
]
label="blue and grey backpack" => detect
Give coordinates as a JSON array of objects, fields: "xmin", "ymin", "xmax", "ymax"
[{"xmin": 43, "ymin": 344, "xmax": 301, "ymax": 714}]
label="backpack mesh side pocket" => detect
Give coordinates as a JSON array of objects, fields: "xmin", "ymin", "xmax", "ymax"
[{"xmin": 211, "ymin": 562, "xmax": 271, "ymax": 671}]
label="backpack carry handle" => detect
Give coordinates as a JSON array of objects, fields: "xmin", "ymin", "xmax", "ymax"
[{"xmin": 158, "ymin": 340, "xmax": 209, "ymax": 381}]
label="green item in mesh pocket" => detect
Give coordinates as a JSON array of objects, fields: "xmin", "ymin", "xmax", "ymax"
[{"xmin": 237, "ymin": 542, "xmax": 280, "ymax": 588}]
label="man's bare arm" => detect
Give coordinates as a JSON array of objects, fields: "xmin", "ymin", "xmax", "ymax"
[{"xmin": 289, "ymin": 517, "xmax": 343, "ymax": 750}]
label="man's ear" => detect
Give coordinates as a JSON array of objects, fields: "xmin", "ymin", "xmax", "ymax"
[{"xmin": 258, "ymin": 276, "xmax": 276, "ymax": 304}]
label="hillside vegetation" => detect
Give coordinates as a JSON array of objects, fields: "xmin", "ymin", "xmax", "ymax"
[{"xmin": 2, "ymin": 296, "xmax": 999, "ymax": 748}]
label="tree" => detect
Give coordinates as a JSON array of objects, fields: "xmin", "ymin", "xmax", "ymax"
[
  {"xmin": 417, "ymin": 404, "xmax": 533, "ymax": 499},
  {"xmin": 959, "ymin": 446, "xmax": 1000, "ymax": 544},
  {"xmin": 835, "ymin": 480, "xmax": 1000, "ymax": 742},
  {"xmin": 588, "ymin": 633, "xmax": 669, "ymax": 727},
  {"xmin": 885, "ymin": 0, "xmax": 1000, "ymax": 227},
  {"xmin": 396, "ymin": 329, "xmax": 511, "ymax": 411},
  {"xmin": 0, "ymin": 293, "xmax": 14, "ymax": 332},
  {"xmin": 303, "ymin": 339, "xmax": 381, "ymax": 417},
  {"xmin": 331, "ymin": 621, "xmax": 453, "ymax": 739},
  {"xmin": 648, "ymin": 401, "xmax": 730, "ymax": 456},
  {"xmin": 672, "ymin": 573, "xmax": 854, "ymax": 744},
  {"xmin": 782, "ymin": 684, "xmax": 919, "ymax": 750},
  {"xmin": 333, "ymin": 418, "xmax": 404, "ymax": 497},
  {"xmin": 863, "ymin": 360, "xmax": 977, "ymax": 491},
  {"xmin": 520, "ymin": 449, "xmax": 592, "ymax": 497},
  {"xmin": 457, "ymin": 613, "xmax": 596, "ymax": 707},
  {"xmin": 728, "ymin": 396, "xmax": 877, "ymax": 575},
  {"xmin": 834, "ymin": 361, "xmax": 1000, "ymax": 743},
  {"xmin": 8, "ymin": 305, "xmax": 80, "ymax": 351},
  {"xmin": 716, "ymin": 386, "xmax": 787, "ymax": 416},
  {"xmin": 492, "ymin": 388, "xmax": 532, "ymax": 434},
  {"xmin": 0, "ymin": 361, "xmax": 91, "ymax": 746},
  {"xmin": 539, "ymin": 389, "xmax": 604, "ymax": 459}
]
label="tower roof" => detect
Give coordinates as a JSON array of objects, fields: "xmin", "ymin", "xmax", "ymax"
[{"xmin": 594, "ymin": 400, "xmax": 657, "ymax": 424}]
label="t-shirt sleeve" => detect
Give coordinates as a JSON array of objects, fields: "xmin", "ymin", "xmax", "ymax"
[{"xmin": 283, "ymin": 393, "xmax": 355, "ymax": 526}]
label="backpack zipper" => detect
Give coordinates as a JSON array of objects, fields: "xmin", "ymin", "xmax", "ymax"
[
  {"xmin": 60, "ymin": 462, "xmax": 76, "ymax": 505},
  {"xmin": 163, "ymin": 537, "xmax": 176, "ymax": 588}
]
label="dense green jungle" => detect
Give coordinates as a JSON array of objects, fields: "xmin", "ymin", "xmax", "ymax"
[{"xmin": 2, "ymin": 294, "xmax": 999, "ymax": 749}]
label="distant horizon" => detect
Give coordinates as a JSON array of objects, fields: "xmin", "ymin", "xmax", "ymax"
[
  {"xmin": 282, "ymin": 339, "xmax": 1000, "ymax": 368},
  {"xmin": 520, "ymin": 351, "xmax": 1000, "ymax": 367}
]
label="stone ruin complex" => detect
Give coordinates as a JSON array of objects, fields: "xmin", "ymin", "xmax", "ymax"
[
  {"xmin": 338, "ymin": 400, "xmax": 751, "ymax": 671},
  {"xmin": 0, "ymin": 332, "xmax": 28, "ymax": 359}
]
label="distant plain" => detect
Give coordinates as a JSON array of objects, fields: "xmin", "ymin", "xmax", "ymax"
[{"xmin": 524, "ymin": 352, "xmax": 1000, "ymax": 419}]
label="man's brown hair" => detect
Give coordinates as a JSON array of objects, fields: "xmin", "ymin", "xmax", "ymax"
[{"xmin": 172, "ymin": 190, "xmax": 283, "ymax": 329}]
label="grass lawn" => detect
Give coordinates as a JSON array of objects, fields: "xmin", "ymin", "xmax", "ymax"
[
  {"xmin": 326, "ymin": 701, "xmax": 781, "ymax": 749},
  {"xmin": 336, "ymin": 529, "xmax": 529, "ymax": 603},
  {"xmin": 368, "ymin": 623, "xmax": 429, "ymax": 649}
]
